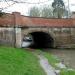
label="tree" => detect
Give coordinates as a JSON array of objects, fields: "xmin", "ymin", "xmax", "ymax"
[
  {"xmin": 28, "ymin": 6, "xmax": 53, "ymax": 18},
  {"xmin": 52, "ymin": 0, "xmax": 65, "ymax": 18},
  {"xmin": 0, "ymin": 10, "xmax": 5, "ymax": 17},
  {"xmin": 63, "ymin": 9, "xmax": 68, "ymax": 18},
  {"xmin": 28, "ymin": 7, "xmax": 40, "ymax": 17},
  {"xmin": 41, "ymin": 6, "xmax": 53, "ymax": 18}
]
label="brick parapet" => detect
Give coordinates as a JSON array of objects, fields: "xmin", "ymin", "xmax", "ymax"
[{"xmin": 0, "ymin": 12, "xmax": 75, "ymax": 27}]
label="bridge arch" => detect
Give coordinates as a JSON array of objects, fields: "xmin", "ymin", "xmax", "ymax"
[{"xmin": 27, "ymin": 31, "xmax": 54, "ymax": 48}]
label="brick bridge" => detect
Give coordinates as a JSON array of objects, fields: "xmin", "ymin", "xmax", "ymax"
[{"xmin": 0, "ymin": 12, "xmax": 75, "ymax": 48}]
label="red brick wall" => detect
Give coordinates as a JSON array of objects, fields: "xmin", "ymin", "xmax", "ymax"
[
  {"xmin": 0, "ymin": 12, "xmax": 75, "ymax": 27},
  {"xmin": 0, "ymin": 13, "xmax": 14, "ymax": 26}
]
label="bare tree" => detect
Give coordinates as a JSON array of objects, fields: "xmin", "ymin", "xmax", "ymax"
[
  {"xmin": 41, "ymin": 6, "xmax": 53, "ymax": 18},
  {"xmin": 28, "ymin": 6, "xmax": 53, "ymax": 18},
  {"xmin": 28, "ymin": 7, "xmax": 41, "ymax": 17}
]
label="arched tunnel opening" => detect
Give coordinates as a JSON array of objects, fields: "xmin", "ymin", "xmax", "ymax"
[{"xmin": 28, "ymin": 31, "xmax": 54, "ymax": 49}]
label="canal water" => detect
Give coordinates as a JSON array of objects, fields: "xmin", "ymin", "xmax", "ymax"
[{"xmin": 46, "ymin": 49, "xmax": 75, "ymax": 69}]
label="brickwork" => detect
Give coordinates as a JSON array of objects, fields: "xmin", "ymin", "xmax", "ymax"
[
  {"xmin": 0, "ymin": 12, "xmax": 75, "ymax": 27},
  {"xmin": 0, "ymin": 12, "xmax": 75, "ymax": 48}
]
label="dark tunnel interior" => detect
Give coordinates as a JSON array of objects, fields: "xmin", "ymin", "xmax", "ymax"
[{"xmin": 29, "ymin": 31, "xmax": 54, "ymax": 49}]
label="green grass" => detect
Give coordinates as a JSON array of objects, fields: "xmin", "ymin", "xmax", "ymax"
[
  {"xmin": 34, "ymin": 49, "xmax": 60, "ymax": 68},
  {"xmin": 36, "ymin": 49, "xmax": 75, "ymax": 75},
  {"xmin": 0, "ymin": 46, "xmax": 45, "ymax": 75},
  {"xmin": 60, "ymin": 69, "xmax": 75, "ymax": 75},
  {"xmin": 43, "ymin": 52, "xmax": 60, "ymax": 68},
  {"xmin": 44, "ymin": 51, "xmax": 75, "ymax": 75}
]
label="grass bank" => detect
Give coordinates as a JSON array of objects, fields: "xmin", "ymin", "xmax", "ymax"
[
  {"xmin": 0, "ymin": 46, "xmax": 45, "ymax": 75},
  {"xmin": 35, "ymin": 49, "xmax": 75, "ymax": 75},
  {"xmin": 44, "ymin": 51, "xmax": 75, "ymax": 75}
]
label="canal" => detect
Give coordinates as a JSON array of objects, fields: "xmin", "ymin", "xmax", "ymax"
[{"xmin": 46, "ymin": 49, "xmax": 75, "ymax": 69}]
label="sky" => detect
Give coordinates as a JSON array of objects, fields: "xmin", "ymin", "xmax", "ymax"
[{"xmin": 0, "ymin": 0, "xmax": 75, "ymax": 16}]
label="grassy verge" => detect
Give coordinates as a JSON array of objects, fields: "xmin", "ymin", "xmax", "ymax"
[
  {"xmin": 44, "ymin": 52, "xmax": 60, "ymax": 68},
  {"xmin": 35, "ymin": 49, "xmax": 75, "ymax": 75},
  {"xmin": 0, "ymin": 46, "xmax": 45, "ymax": 75},
  {"xmin": 44, "ymin": 52, "xmax": 75, "ymax": 75},
  {"xmin": 60, "ymin": 69, "xmax": 75, "ymax": 75}
]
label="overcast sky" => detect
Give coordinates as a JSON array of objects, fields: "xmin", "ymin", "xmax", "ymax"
[{"xmin": 0, "ymin": 0, "xmax": 75, "ymax": 16}]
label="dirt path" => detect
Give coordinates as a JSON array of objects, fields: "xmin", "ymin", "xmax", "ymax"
[{"xmin": 46, "ymin": 49, "xmax": 75, "ymax": 69}]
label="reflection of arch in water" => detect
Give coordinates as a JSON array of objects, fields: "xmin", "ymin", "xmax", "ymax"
[{"xmin": 28, "ymin": 31, "xmax": 54, "ymax": 48}]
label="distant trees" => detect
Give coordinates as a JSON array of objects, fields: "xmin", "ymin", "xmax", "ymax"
[
  {"xmin": 52, "ymin": 0, "xmax": 65, "ymax": 18},
  {"xmin": 41, "ymin": 6, "xmax": 53, "ymax": 18},
  {"xmin": 28, "ymin": 7, "xmax": 40, "ymax": 17},
  {"xmin": 0, "ymin": 10, "xmax": 5, "ymax": 17},
  {"xmin": 28, "ymin": 0, "xmax": 69, "ymax": 18},
  {"xmin": 28, "ymin": 6, "xmax": 53, "ymax": 18}
]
